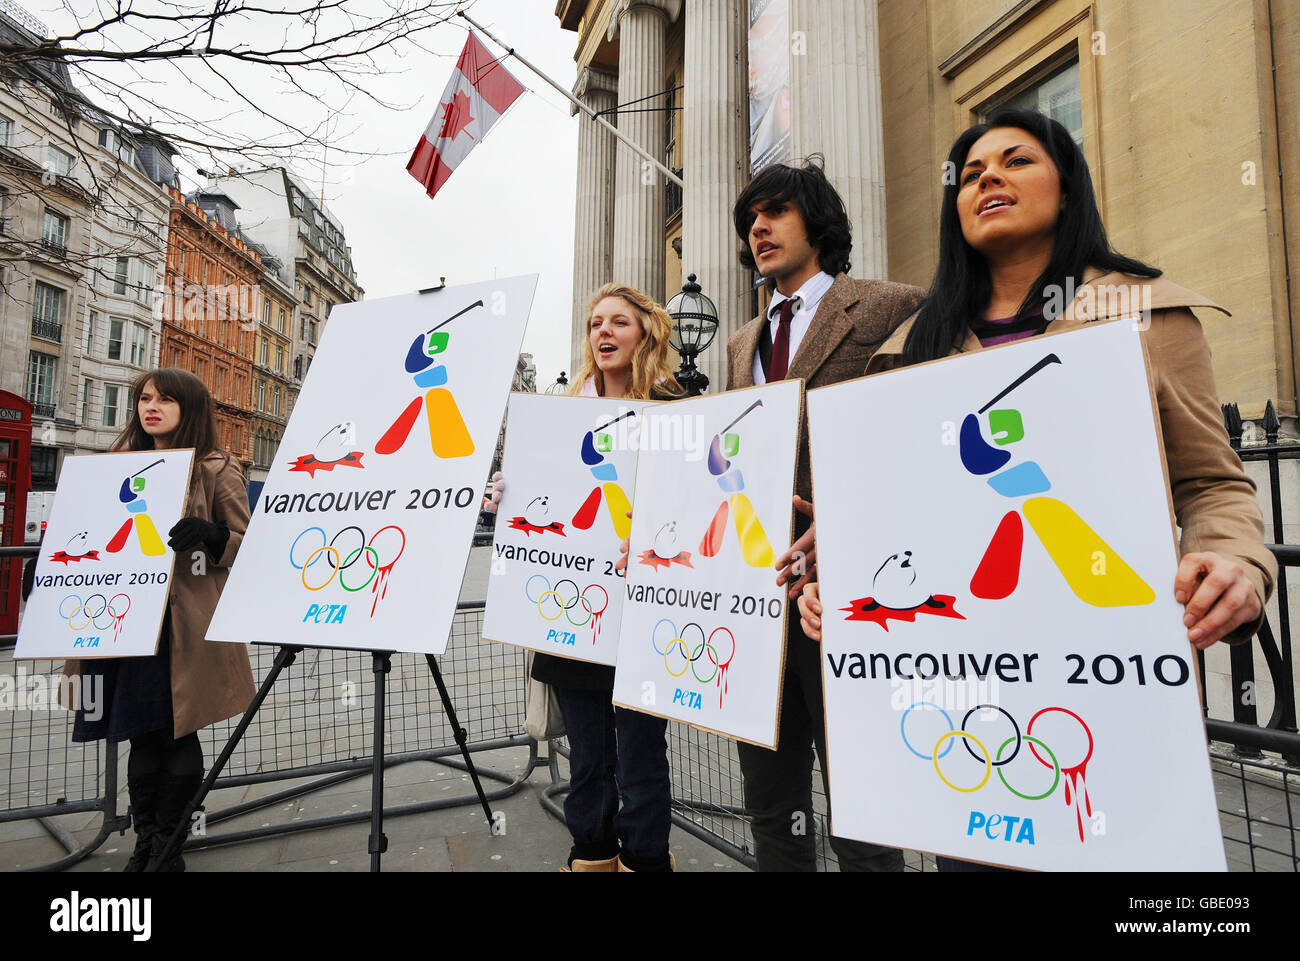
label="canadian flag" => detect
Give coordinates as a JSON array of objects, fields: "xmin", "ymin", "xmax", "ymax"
[{"xmin": 407, "ymin": 31, "xmax": 525, "ymax": 200}]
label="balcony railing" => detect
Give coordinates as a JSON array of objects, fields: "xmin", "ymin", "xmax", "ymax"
[
  {"xmin": 30, "ymin": 317, "xmax": 62, "ymax": 341},
  {"xmin": 40, "ymin": 237, "xmax": 67, "ymax": 257},
  {"xmin": 30, "ymin": 402, "xmax": 55, "ymax": 419}
]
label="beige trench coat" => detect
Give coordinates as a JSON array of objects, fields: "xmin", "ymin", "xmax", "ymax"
[
  {"xmin": 63, "ymin": 450, "xmax": 256, "ymax": 737},
  {"xmin": 867, "ymin": 268, "xmax": 1277, "ymax": 643}
]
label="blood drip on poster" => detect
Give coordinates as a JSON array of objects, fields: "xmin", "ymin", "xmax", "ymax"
[{"xmin": 1029, "ymin": 706, "xmax": 1094, "ymax": 843}]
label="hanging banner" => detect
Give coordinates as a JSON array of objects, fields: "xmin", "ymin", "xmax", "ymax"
[
  {"xmin": 748, "ymin": 0, "xmax": 792, "ymax": 174},
  {"xmin": 483, "ymin": 393, "xmax": 653, "ymax": 664},
  {"xmin": 208, "ymin": 276, "xmax": 536, "ymax": 654},
  {"xmin": 808, "ymin": 321, "xmax": 1225, "ymax": 870},
  {"xmin": 612, "ymin": 381, "xmax": 800, "ymax": 747},
  {"xmin": 15, "ymin": 449, "xmax": 194, "ymax": 659}
]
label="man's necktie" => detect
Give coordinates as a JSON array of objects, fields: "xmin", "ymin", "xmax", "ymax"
[{"xmin": 768, "ymin": 297, "xmax": 797, "ymax": 382}]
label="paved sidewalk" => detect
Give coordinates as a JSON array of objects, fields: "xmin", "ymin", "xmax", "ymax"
[{"xmin": 2, "ymin": 742, "xmax": 748, "ymax": 872}]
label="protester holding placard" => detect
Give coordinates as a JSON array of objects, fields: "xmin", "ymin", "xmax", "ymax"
[
  {"xmin": 491, "ymin": 283, "xmax": 683, "ymax": 871},
  {"xmin": 723, "ymin": 159, "xmax": 925, "ymax": 871},
  {"xmin": 58, "ymin": 369, "xmax": 255, "ymax": 872},
  {"xmin": 796, "ymin": 108, "xmax": 1275, "ymax": 869}
]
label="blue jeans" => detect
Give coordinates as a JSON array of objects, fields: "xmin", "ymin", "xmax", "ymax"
[{"xmin": 554, "ymin": 687, "xmax": 672, "ymax": 870}]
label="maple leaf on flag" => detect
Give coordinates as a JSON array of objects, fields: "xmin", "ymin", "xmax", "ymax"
[{"xmin": 439, "ymin": 89, "xmax": 476, "ymax": 142}]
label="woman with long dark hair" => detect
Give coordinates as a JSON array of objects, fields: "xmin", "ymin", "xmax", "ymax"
[
  {"xmin": 60, "ymin": 367, "xmax": 255, "ymax": 871},
  {"xmin": 796, "ymin": 109, "xmax": 1275, "ymax": 866}
]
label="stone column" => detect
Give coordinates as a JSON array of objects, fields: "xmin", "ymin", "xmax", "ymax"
[
  {"xmin": 609, "ymin": 0, "xmax": 681, "ymax": 303},
  {"xmin": 682, "ymin": 0, "xmax": 749, "ymax": 392},
  {"xmin": 789, "ymin": 0, "xmax": 888, "ymax": 279},
  {"xmin": 570, "ymin": 67, "xmax": 619, "ymax": 376}
]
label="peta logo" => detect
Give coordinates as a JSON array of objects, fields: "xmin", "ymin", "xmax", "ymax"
[
  {"xmin": 50, "ymin": 891, "xmax": 151, "ymax": 941},
  {"xmin": 545, "ymin": 628, "xmax": 576, "ymax": 646},
  {"xmin": 967, "ymin": 810, "xmax": 1035, "ymax": 845},
  {"xmin": 303, "ymin": 603, "xmax": 347, "ymax": 624}
]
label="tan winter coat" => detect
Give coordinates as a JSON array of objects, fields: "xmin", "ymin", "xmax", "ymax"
[
  {"xmin": 63, "ymin": 450, "xmax": 256, "ymax": 737},
  {"xmin": 867, "ymin": 268, "xmax": 1276, "ymax": 642}
]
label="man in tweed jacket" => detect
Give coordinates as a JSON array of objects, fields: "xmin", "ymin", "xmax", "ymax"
[{"xmin": 725, "ymin": 159, "xmax": 925, "ymax": 871}]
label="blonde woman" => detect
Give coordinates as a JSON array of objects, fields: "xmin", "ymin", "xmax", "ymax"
[{"xmin": 489, "ymin": 283, "xmax": 682, "ymax": 870}]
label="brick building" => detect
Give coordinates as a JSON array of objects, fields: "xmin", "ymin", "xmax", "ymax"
[{"xmin": 160, "ymin": 186, "xmax": 261, "ymax": 470}]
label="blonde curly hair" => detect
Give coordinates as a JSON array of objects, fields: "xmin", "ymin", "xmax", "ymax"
[{"xmin": 570, "ymin": 283, "xmax": 682, "ymax": 400}]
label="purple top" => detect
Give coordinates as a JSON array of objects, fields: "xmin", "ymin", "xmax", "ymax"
[{"xmin": 973, "ymin": 304, "xmax": 1048, "ymax": 348}]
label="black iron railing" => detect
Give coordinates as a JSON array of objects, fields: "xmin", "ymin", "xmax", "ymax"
[
  {"xmin": 1213, "ymin": 400, "xmax": 1300, "ymax": 766},
  {"xmin": 30, "ymin": 318, "xmax": 62, "ymax": 341}
]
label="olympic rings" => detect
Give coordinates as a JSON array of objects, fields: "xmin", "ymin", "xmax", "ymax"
[
  {"xmin": 933, "ymin": 731, "xmax": 991, "ymax": 793},
  {"xmin": 526, "ymin": 576, "xmax": 609, "ymax": 627},
  {"xmin": 291, "ymin": 525, "xmax": 406, "ymax": 593},
  {"xmin": 58, "ymin": 593, "xmax": 130, "ymax": 632},
  {"xmin": 649, "ymin": 620, "xmax": 736, "ymax": 688},
  {"xmin": 997, "ymin": 736, "xmax": 1060, "ymax": 801},
  {"xmin": 900, "ymin": 701, "xmax": 1087, "ymax": 803}
]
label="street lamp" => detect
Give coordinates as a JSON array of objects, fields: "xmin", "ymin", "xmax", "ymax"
[
  {"xmin": 667, "ymin": 273, "xmax": 719, "ymax": 396},
  {"xmin": 545, "ymin": 371, "xmax": 569, "ymax": 395}
]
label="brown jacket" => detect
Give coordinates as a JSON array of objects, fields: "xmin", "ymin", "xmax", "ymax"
[
  {"xmin": 867, "ymin": 268, "xmax": 1276, "ymax": 640},
  {"xmin": 727, "ymin": 273, "xmax": 926, "ymax": 516},
  {"xmin": 64, "ymin": 451, "xmax": 257, "ymax": 736}
]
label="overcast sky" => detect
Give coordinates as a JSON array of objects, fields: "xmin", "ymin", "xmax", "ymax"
[{"xmin": 31, "ymin": 0, "xmax": 580, "ymax": 389}]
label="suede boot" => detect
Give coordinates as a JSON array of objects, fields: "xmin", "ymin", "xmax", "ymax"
[
  {"xmin": 148, "ymin": 772, "xmax": 203, "ymax": 873},
  {"xmin": 617, "ymin": 850, "xmax": 675, "ymax": 872},
  {"xmin": 123, "ymin": 773, "xmax": 160, "ymax": 873},
  {"xmin": 562, "ymin": 855, "xmax": 619, "ymax": 872}
]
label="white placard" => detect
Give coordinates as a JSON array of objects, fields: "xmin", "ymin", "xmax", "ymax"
[
  {"xmin": 612, "ymin": 381, "xmax": 800, "ymax": 747},
  {"xmin": 483, "ymin": 393, "xmax": 653, "ymax": 664},
  {"xmin": 809, "ymin": 321, "xmax": 1225, "ymax": 870},
  {"xmin": 15, "ymin": 450, "xmax": 194, "ymax": 659},
  {"xmin": 208, "ymin": 276, "xmax": 535, "ymax": 654}
]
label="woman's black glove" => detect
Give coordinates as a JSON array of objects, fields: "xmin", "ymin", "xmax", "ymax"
[
  {"xmin": 21, "ymin": 556, "xmax": 36, "ymax": 602},
  {"xmin": 167, "ymin": 517, "xmax": 229, "ymax": 557}
]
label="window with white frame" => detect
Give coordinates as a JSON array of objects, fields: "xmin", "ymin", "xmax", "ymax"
[
  {"xmin": 136, "ymin": 262, "xmax": 154, "ymax": 304},
  {"xmin": 260, "ymin": 338, "xmax": 268, "ymax": 365},
  {"xmin": 46, "ymin": 144, "xmax": 73, "ymax": 177},
  {"xmin": 0, "ymin": 115, "xmax": 11, "ymax": 148},
  {"xmin": 113, "ymin": 257, "xmax": 128, "ymax": 294},
  {"xmin": 102, "ymin": 383, "xmax": 120, "ymax": 427},
  {"xmin": 257, "ymin": 380, "xmax": 265, "ymax": 411},
  {"xmin": 32, "ymin": 282, "xmax": 64, "ymax": 335},
  {"xmin": 129, "ymin": 324, "xmax": 149, "ymax": 366},
  {"xmin": 273, "ymin": 387, "xmax": 281, "ymax": 416},
  {"xmin": 80, "ymin": 378, "xmax": 93, "ymax": 422},
  {"xmin": 276, "ymin": 345, "xmax": 283, "ymax": 372},
  {"xmin": 107, "ymin": 318, "xmax": 124, "ymax": 360},
  {"xmin": 27, "ymin": 351, "xmax": 57, "ymax": 410},
  {"xmin": 42, "ymin": 208, "xmax": 68, "ymax": 249},
  {"xmin": 85, "ymin": 310, "xmax": 96, "ymax": 352}
]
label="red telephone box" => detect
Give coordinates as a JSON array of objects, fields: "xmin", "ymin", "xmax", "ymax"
[{"xmin": 0, "ymin": 390, "xmax": 32, "ymax": 638}]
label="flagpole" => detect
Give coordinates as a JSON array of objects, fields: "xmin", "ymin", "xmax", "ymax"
[{"xmin": 458, "ymin": 10, "xmax": 685, "ymax": 189}]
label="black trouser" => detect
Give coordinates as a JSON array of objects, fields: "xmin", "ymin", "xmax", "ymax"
[{"xmin": 737, "ymin": 617, "xmax": 904, "ymax": 872}]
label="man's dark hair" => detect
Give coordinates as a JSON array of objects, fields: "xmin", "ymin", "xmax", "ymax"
[{"xmin": 732, "ymin": 156, "xmax": 853, "ymax": 276}]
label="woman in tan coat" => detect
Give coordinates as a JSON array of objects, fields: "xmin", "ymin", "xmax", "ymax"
[
  {"xmin": 797, "ymin": 108, "xmax": 1275, "ymax": 870},
  {"xmin": 63, "ymin": 367, "xmax": 255, "ymax": 871}
]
